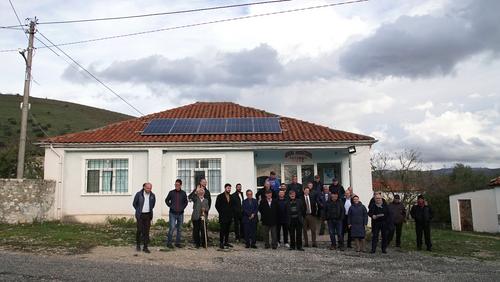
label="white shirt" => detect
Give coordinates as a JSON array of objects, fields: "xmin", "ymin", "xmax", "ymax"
[
  {"xmin": 305, "ymin": 195, "xmax": 312, "ymax": 214},
  {"xmin": 238, "ymin": 192, "xmax": 243, "ymax": 205},
  {"xmin": 344, "ymin": 197, "xmax": 352, "ymax": 215},
  {"xmin": 142, "ymin": 191, "xmax": 150, "ymax": 213}
]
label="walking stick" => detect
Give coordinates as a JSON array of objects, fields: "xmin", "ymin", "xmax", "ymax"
[{"xmin": 201, "ymin": 208, "xmax": 208, "ymax": 249}]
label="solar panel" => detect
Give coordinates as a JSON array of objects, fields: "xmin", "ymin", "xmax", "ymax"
[
  {"xmin": 170, "ymin": 118, "xmax": 202, "ymax": 134},
  {"xmin": 141, "ymin": 117, "xmax": 281, "ymax": 135},
  {"xmin": 198, "ymin": 118, "xmax": 226, "ymax": 133},
  {"xmin": 142, "ymin": 119, "xmax": 175, "ymax": 135}
]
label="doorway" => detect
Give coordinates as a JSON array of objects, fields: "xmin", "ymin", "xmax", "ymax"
[{"xmin": 458, "ymin": 199, "xmax": 473, "ymax": 231}]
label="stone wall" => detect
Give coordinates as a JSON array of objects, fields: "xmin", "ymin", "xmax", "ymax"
[{"xmin": 0, "ymin": 179, "xmax": 56, "ymax": 224}]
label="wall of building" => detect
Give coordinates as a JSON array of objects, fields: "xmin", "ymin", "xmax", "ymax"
[
  {"xmin": 0, "ymin": 179, "xmax": 56, "ymax": 224},
  {"xmin": 449, "ymin": 188, "xmax": 500, "ymax": 233}
]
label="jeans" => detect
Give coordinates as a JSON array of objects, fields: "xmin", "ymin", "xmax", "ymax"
[
  {"xmin": 167, "ymin": 212, "xmax": 184, "ymax": 245},
  {"xmin": 327, "ymin": 219, "xmax": 343, "ymax": 247}
]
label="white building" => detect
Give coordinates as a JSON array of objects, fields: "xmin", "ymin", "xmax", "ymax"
[
  {"xmin": 449, "ymin": 177, "xmax": 500, "ymax": 233},
  {"xmin": 41, "ymin": 102, "xmax": 377, "ymax": 223}
]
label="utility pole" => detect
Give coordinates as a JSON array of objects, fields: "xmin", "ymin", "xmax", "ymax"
[{"xmin": 16, "ymin": 19, "xmax": 37, "ymax": 179}]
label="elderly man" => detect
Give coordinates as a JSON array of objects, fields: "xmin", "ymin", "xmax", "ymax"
[
  {"xmin": 286, "ymin": 175, "xmax": 303, "ymax": 199},
  {"xmin": 410, "ymin": 195, "xmax": 433, "ymax": 251},
  {"xmin": 342, "ymin": 189, "xmax": 353, "ymax": 248},
  {"xmin": 318, "ymin": 185, "xmax": 331, "ymax": 235},
  {"xmin": 192, "ymin": 187, "xmax": 210, "ymax": 248},
  {"xmin": 388, "ymin": 194, "xmax": 406, "ymax": 248},
  {"xmin": 132, "ymin": 182, "xmax": 156, "ymax": 253},
  {"xmin": 368, "ymin": 193, "xmax": 391, "ymax": 254},
  {"xmin": 287, "ymin": 190, "xmax": 305, "ymax": 251},
  {"xmin": 259, "ymin": 189, "xmax": 279, "ymax": 249},
  {"xmin": 302, "ymin": 185, "xmax": 318, "ymax": 248},
  {"xmin": 242, "ymin": 189, "xmax": 259, "ymax": 248}
]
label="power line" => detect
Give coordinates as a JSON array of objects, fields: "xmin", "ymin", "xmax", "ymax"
[
  {"xmin": 7, "ymin": 0, "xmax": 28, "ymax": 40},
  {"xmin": 3, "ymin": 0, "xmax": 292, "ymax": 27},
  {"xmin": 36, "ymin": 0, "xmax": 369, "ymax": 50},
  {"xmin": 37, "ymin": 31, "xmax": 145, "ymax": 116}
]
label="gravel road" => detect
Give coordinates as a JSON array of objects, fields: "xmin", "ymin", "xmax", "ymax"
[{"xmin": 1, "ymin": 244, "xmax": 498, "ymax": 281}]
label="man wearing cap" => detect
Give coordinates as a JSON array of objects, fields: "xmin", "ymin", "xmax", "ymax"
[
  {"xmin": 410, "ymin": 195, "xmax": 433, "ymax": 251},
  {"xmin": 387, "ymin": 194, "xmax": 406, "ymax": 248},
  {"xmin": 329, "ymin": 178, "xmax": 345, "ymax": 200},
  {"xmin": 259, "ymin": 189, "xmax": 279, "ymax": 249}
]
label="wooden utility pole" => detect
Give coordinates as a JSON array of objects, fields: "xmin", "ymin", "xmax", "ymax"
[{"xmin": 16, "ymin": 19, "xmax": 36, "ymax": 179}]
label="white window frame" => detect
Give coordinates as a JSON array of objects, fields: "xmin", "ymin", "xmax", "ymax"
[
  {"xmin": 171, "ymin": 153, "xmax": 225, "ymax": 194},
  {"xmin": 80, "ymin": 154, "xmax": 133, "ymax": 196}
]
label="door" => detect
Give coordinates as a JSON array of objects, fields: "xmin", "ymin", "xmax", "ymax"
[
  {"xmin": 458, "ymin": 199, "xmax": 473, "ymax": 231},
  {"xmin": 301, "ymin": 165, "xmax": 314, "ymax": 188}
]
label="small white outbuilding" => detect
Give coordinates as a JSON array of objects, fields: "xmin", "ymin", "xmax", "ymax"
[{"xmin": 449, "ymin": 177, "xmax": 500, "ymax": 233}]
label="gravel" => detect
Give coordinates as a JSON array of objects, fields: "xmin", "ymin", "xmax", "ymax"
[{"xmin": 0, "ymin": 244, "xmax": 499, "ymax": 281}]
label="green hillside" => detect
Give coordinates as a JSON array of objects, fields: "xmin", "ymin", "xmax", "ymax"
[
  {"xmin": 0, "ymin": 93, "xmax": 134, "ymax": 146},
  {"xmin": 0, "ymin": 93, "xmax": 134, "ymax": 178}
]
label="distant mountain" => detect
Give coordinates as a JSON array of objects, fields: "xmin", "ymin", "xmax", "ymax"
[
  {"xmin": 429, "ymin": 167, "xmax": 500, "ymax": 176},
  {"xmin": 0, "ymin": 93, "xmax": 134, "ymax": 147}
]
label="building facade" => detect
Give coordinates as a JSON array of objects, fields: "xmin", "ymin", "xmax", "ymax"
[{"xmin": 41, "ymin": 102, "xmax": 376, "ymax": 223}]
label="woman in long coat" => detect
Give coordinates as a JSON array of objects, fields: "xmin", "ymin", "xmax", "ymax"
[{"xmin": 348, "ymin": 195, "xmax": 368, "ymax": 252}]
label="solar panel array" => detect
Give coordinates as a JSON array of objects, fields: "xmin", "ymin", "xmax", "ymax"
[{"xmin": 142, "ymin": 117, "xmax": 281, "ymax": 135}]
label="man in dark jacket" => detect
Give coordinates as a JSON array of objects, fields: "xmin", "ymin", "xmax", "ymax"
[
  {"xmin": 329, "ymin": 178, "xmax": 345, "ymax": 199},
  {"xmin": 165, "ymin": 179, "xmax": 188, "ymax": 248},
  {"xmin": 312, "ymin": 175, "xmax": 323, "ymax": 195},
  {"xmin": 188, "ymin": 178, "xmax": 212, "ymax": 211},
  {"xmin": 231, "ymin": 183, "xmax": 245, "ymax": 243},
  {"xmin": 215, "ymin": 183, "xmax": 234, "ymax": 249},
  {"xmin": 303, "ymin": 184, "xmax": 318, "ymax": 248},
  {"xmin": 410, "ymin": 194, "xmax": 433, "ymax": 251},
  {"xmin": 368, "ymin": 194, "xmax": 391, "ymax": 254},
  {"xmin": 286, "ymin": 175, "xmax": 303, "ymax": 199},
  {"xmin": 277, "ymin": 190, "xmax": 289, "ymax": 248},
  {"xmin": 325, "ymin": 192, "xmax": 345, "ymax": 250},
  {"xmin": 318, "ymin": 185, "xmax": 331, "ymax": 235},
  {"xmin": 259, "ymin": 189, "xmax": 279, "ymax": 249},
  {"xmin": 287, "ymin": 190, "xmax": 305, "ymax": 251},
  {"xmin": 387, "ymin": 194, "xmax": 406, "ymax": 248},
  {"xmin": 242, "ymin": 189, "xmax": 259, "ymax": 248},
  {"xmin": 132, "ymin": 182, "xmax": 156, "ymax": 253}
]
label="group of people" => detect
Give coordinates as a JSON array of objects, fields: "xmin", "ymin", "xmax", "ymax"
[{"xmin": 132, "ymin": 172, "xmax": 433, "ymax": 254}]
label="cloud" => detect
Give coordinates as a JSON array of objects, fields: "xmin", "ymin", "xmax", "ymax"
[
  {"xmin": 339, "ymin": 0, "xmax": 500, "ymax": 78},
  {"xmin": 412, "ymin": 101, "xmax": 433, "ymax": 111}
]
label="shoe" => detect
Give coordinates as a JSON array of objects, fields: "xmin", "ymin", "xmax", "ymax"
[
  {"xmin": 175, "ymin": 243, "xmax": 182, "ymax": 248},
  {"xmin": 265, "ymin": 245, "xmax": 270, "ymax": 249},
  {"xmin": 167, "ymin": 243, "xmax": 174, "ymax": 249},
  {"xmin": 225, "ymin": 243, "xmax": 234, "ymax": 248},
  {"xmin": 272, "ymin": 246, "xmax": 277, "ymax": 250},
  {"xmin": 297, "ymin": 248, "xmax": 305, "ymax": 251},
  {"xmin": 195, "ymin": 244, "xmax": 201, "ymax": 249},
  {"xmin": 396, "ymin": 245, "xmax": 401, "ymax": 248},
  {"xmin": 285, "ymin": 243, "xmax": 290, "ymax": 248},
  {"xmin": 370, "ymin": 250, "xmax": 376, "ymax": 254},
  {"xmin": 329, "ymin": 245, "xmax": 336, "ymax": 250},
  {"xmin": 426, "ymin": 248, "xmax": 432, "ymax": 252},
  {"xmin": 304, "ymin": 244, "xmax": 309, "ymax": 248},
  {"xmin": 143, "ymin": 248, "xmax": 151, "ymax": 253},
  {"xmin": 382, "ymin": 250, "xmax": 387, "ymax": 254},
  {"xmin": 339, "ymin": 247, "xmax": 345, "ymax": 251},
  {"xmin": 417, "ymin": 246, "xmax": 422, "ymax": 251},
  {"xmin": 277, "ymin": 242, "xmax": 281, "ymax": 248},
  {"xmin": 219, "ymin": 244, "xmax": 225, "ymax": 249},
  {"xmin": 288, "ymin": 247, "xmax": 295, "ymax": 251},
  {"xmin": 251, "ymin": 245, "xmax": 258, "ymax": 249},
  {"xmin": 312, "ymin": 244, "xmax": 318, "ymax": 248},
  {"xmin": 136, "ymin": 245, "xmax": 141, "ymax": 252},
  {"xmin": 245, "ymin": 245, "xmax": 250, "ymax": 248},
  {"xmin": 347, "ymin": 245, "xmax": 352, "ymax": 249}
]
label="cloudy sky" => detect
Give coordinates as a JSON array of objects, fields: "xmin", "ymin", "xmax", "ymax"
[{"xmin": 1, "ymin": 0, "xmax": 499, "ymax": 168}]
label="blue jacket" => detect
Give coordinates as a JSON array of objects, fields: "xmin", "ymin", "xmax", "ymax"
[
  {"xmin": 132, "ymin": 189, "xmax": 156, "ymax": 219},
  {"xmin": 242, "ymin": 198, "xmax": 259, "ymax": 224},
  {"xmin": 266, "ymin": 177, "xmax": 281, "ymax": 194}
]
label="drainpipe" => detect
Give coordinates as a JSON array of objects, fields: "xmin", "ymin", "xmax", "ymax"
[{"xmin": 49, "ymin": 144, "xmax": 63, "ymax": 220}]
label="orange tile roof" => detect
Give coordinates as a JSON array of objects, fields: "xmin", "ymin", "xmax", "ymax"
[
  {"xmin": 373, "ymin": 178, "xmax": 420, "ymax": 192},
  {"xmin": 489, "ymin": 176, "xmax": 500, "ymax": 187},
  {"xmin": 41, "ymin": 102, "xmax": 376, "ymax": 145}
]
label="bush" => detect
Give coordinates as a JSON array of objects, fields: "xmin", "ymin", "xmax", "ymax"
[
  {"xmin": 154, "ymin": 218, "xmax": 168, "ymax": 227},
  {"xmin": 106, "ymin": 217, "xmax": 135, "ymax": 228}
]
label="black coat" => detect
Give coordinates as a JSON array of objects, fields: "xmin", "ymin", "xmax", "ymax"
[
  {"xmin": 256, "ymin": 188, "xmax": 276, "ymax": 203},
  {"xmin": 286, "ymin": 182, "xmax": 303, "ymax": 199},
  {"xmin": 285, "ymin": 198, "xmax": 306, "ymax": 225},
  {"xmin": 368, "ymin": 203, "xmax": 391, "ymax": 224},
  {"xmin": 215, "ymin": 192, "xmax": 234, "ymax": 223},
  {"xmin": 259, "ymin": 198, "xmax": 279, "ymax": 226},
  {"xmin": 410, "ymin": 204, "xmax": 433, "ymax": 223},
  {"xmin": 329, "ymin": 184, "xmax": 345, "ymax": 199},
  {"xmin": 231, "ymin": 191, "xmax": 244, "ymax": 218},
  {"xmin": 302, "ymin": 193, "xmax": 318, "ymax": 216},
  {"xmin": 325, "ymin": 199, "xmax": 344, "ymax": 221}
]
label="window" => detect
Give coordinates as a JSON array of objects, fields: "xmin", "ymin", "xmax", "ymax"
[
  {"xmin": 317, "ymin": 163, "xmax": 341, "ymax": 185},
  {"xmin": 256, "ymin": 164, "xmax": 281, "ymax": 187},
  {"xmin": 177, "ymin": 159, "xmax": 221, "ymax": 194},
  {"xmin": 85, "ymin": 159, "xmax": 129, "ymax": 194}
]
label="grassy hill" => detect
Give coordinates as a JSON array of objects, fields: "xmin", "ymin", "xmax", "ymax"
[
  {"xmin": 0, "ymin": 93, "xmax": 134, "ymax": 147},
  {"xmin": 0, "ymin": 93, "xmax": 134, "ymax": 178}
]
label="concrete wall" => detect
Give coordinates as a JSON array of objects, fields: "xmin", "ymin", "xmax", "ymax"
[
  {"xmin": 0, "ymin": 179, "xmax": 56, "ymax": 223},
  {"xmin": 449, "ymin": 188, "xmax": 500, "ymax": 233}
]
